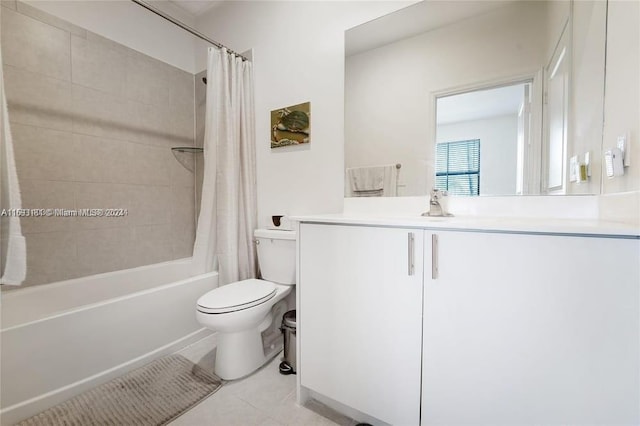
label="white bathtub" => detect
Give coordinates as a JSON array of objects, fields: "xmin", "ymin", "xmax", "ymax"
[{"xmin": 0, "ymin": 258, "xmax": 218, "ymax": 425}]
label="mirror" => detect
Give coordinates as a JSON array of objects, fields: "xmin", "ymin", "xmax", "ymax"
[{"xmin": 345, "ymin": 0, "xmax": 607, "ymax": 197}]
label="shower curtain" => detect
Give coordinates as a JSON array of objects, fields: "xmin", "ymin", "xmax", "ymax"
[
  {"xmin": 0, "ymin": 40, "xmax": 27, "ymax": 285},
  {"xmin": 192, "ymin": 47, "xmax": 257, "ymax": 285}
]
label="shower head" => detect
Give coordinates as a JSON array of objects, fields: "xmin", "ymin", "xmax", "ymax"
[{"xmin": 202, "ymin": 77, "xmax": 207, "ymax": 85}]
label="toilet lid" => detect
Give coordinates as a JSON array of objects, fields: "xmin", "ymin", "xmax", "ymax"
[{"xmin": 197, "ymin": 279, "xmax": 277, "ymax": 314}]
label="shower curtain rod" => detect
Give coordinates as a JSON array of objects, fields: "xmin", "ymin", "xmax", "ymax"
[{"xmin": 130, "ymin": 0, "xmax": 249, "ymax": 62}]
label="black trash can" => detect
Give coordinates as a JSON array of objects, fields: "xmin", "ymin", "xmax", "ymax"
[{"xmin": 279, "ymin": 310, "xmax": 296, "ymax": 375}]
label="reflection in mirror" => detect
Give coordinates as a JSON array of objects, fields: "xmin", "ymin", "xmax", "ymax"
[
  {"xmin": 435, "ymin": 82, "xmax": 532, "ymax": 196},
  {"xmin": 345, "ymin": 0, "xmax": 607, "ymax": 197},
  {"xmin": 544, "ymin": 21, "xmax": 570, "ymax": 194}
]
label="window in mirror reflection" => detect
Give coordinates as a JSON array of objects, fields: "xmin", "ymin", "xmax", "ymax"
[
  {"xmin": 436, "ymin": 81, "xmax": 532, "ymax": 196},
  {"xmin": 435, "ymin": 139, "xmax": 480, "ymax": 196}
]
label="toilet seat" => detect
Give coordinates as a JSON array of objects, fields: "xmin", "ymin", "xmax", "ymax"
[{"xmin": 197, "ymin": 279, "xmax": 277, "ymax": 314}]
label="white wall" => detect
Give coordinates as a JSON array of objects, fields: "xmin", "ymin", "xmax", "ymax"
[
  {"xmin": 21, "ymin": 0, "xmax": 198, "ymax": 73},
  {"xmin": 437, "ymin": 114, "xmax": 519, "ymax": 196},
  {"xmin": 345, "ymin": 1, "xmax": 547, "ymax": 197},
  {"xmin": 602, "ymin": 0, "xmax": 639, "ymax": 194},
  {"xmin": 194, "ymin": 1, "xmax": 414, "ymax": 227},
  {"xmin": 546, "ymin": 0, "xmax": 570, "ymax": 59}
]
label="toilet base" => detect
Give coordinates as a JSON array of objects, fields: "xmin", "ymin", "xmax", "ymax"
[
  {"xmin": 215, "ymin": 329, "xmax": 265, "ymax": 380},
  {"xmin": 213, "ymin": 300, "xmax": 288, "ymax": 380}
]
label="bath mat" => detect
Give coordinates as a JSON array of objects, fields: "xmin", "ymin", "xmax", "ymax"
[{"xmin": 16, "ymin": 355, "xmax": 222, "ymax": 426}]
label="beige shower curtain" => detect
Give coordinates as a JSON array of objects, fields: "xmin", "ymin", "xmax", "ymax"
[{"xmin": 192, "ymin": 47, "xmax": 257, "ymax": 286}]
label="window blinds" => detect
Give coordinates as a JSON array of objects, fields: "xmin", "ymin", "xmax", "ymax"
[{"xmin": 435, "ymin": 139, "xmax": 480, "ymax": 196}]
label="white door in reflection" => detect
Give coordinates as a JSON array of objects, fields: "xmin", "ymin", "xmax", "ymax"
[
  {"xmin": 545, "ymin": 24, "xmax": 570, "ymax": 194},
  {"xmin": 436, "ymin": 81, "xmax": 532, "ymax": 196}
]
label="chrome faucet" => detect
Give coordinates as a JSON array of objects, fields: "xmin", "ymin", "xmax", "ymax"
[{"xmin": 421, "ymin": 189, "xmax": 452, "ymax": 217}]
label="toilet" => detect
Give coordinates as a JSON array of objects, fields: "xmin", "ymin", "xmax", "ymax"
[{"xmin": 196, "ymin": 229, "xmax": 296, "ymax": 380}]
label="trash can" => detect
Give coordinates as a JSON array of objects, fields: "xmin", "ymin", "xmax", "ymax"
[{"xmin": 279, "ymin": 310, "xmax": 296, "ymax": 375}]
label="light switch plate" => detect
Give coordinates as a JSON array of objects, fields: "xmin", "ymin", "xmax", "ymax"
[
  {"xmin": 584, "ymin": 151, "xmax": 591, "ymax": 176},
  {"xmin": 617, "ymin": 135, "xmax": 630, "ymax": 166},
  {"xmin": 569, "ymin": 155, "xmax": 578, "ymax": 182}
]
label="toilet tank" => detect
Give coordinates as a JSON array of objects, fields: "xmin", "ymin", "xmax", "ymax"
[{"xmin": 254, "ymin": 229, "xmax": 296, "ymax": 285}]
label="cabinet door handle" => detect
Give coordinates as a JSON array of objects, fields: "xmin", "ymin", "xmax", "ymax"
[
  {"xmin": 432, "ymin": 234, "xmax": 439, "ymax": 279},
  {"xmin": 408, "ymin": 232, "xmax": 415, "ymax": 276}
]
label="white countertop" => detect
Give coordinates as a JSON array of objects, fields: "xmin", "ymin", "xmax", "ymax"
[{"xmin": 292, "ymin": 213, "xmax": 640, "ymax": 237}]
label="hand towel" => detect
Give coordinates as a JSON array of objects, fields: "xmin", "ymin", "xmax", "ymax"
[{"xmin": 346, "ymin": 165, "xmax": 398, "ymax": 197}]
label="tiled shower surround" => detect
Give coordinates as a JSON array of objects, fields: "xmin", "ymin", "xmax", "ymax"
[{"xmin": 1, "ymin": 2, "xmax": 198, "ymax": 287}]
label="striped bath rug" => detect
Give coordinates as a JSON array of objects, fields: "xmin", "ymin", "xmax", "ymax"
[{"xmin": 16, "ymin": 355, "xmax": 222, "ymax": 426}]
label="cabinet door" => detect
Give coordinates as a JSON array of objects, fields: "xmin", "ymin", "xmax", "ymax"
[
  {"xmin": 300, "ymin": 224, "xmax": 423, "ymax": 425},
  {"xmin": 422, "ymin": 231, "xmax": 640, "ymax": 425}
]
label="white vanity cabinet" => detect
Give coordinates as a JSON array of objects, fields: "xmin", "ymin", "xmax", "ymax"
[
  {"xmin": 422, "ymin": 230, "xmax": 640, "ymax": 425},
  {"xmin": 298, "ymin": 221, "xmax": 640, "ymax": 425},
  {"xmin": 299, "ymin": 223, "xmax": 424, "ymax": 426}
]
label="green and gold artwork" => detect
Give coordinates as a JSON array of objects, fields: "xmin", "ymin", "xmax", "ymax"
[{"xmin": 271, "ymin": 102, "xmax": 310, "ymax": 149}]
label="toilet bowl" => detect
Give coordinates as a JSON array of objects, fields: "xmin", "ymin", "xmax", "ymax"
[{"xmin": 196, "ymin": 229, "xmax": 296, "ymax": 380}]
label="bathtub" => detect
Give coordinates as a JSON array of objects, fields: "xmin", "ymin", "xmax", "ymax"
[{"xmin": 0, "ymin": 258, "xmax": 218, "ymax": 425}]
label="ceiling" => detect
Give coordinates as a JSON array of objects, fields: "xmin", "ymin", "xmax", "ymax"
[
  {"xmin": 346, "ymin": 0, "xmax": 516, "ymax": 57},
  {"xmin": 437, "ymin": 83, "xmax": 527, "ymax": 125},
  {"xmin": 168, "ymin": 0, "xmax": 222, "ymax": 17}
]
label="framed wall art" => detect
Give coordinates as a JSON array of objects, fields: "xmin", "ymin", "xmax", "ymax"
[{"xmin": 271, "ymin": 102, "xmax": 310, "ymax": 149}]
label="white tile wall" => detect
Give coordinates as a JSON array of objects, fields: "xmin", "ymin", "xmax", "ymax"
[
  {"xmin": 1, "ymin": 7, "xmax": 71, "ymax": 80},
  {"xmin": 1, "ymin": 1, "xmax": 197, "ymax": 287}
]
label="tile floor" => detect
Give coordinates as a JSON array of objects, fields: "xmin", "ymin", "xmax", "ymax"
[{"xmin": 169, "ymin": 336, "xmax": 354, "ymax": 426}]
